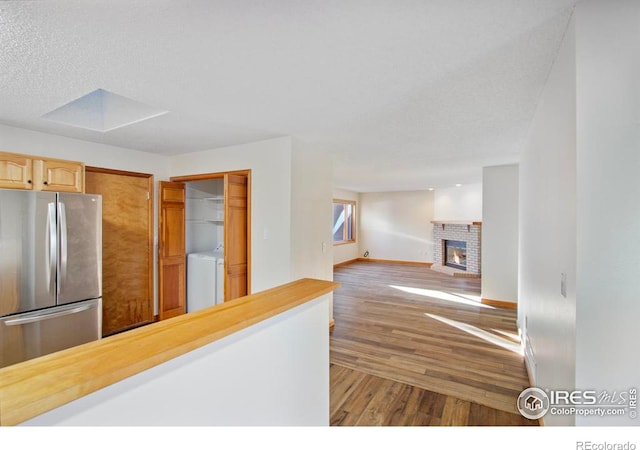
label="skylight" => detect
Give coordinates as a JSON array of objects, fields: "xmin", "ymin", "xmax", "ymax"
[{"xmin": 42, "ymin": 89, "xmax": 168, "ymax": 132}]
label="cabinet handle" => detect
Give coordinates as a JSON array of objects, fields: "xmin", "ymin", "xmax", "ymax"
[
  {"xmin": 27, "ymin": 179, "xmax": 32, "ymax": 184},
  {"xmin": 43, "ymin": 181, "xmax": 48, "ymax": 185}
]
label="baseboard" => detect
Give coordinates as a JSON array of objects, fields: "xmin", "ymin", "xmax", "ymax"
[
  {"xmin": 523, "ymin": 345, "xmax": 536, "ymax": 387},
  {"xmin": 430, "ymin": 264, "xmax": 480, "ymax": 278},
  {"xmin": 333, "ymin": 258, "xmax": 359, "ymax": 269},
  {"xmin": 451, "ymin": 272, "xmax": 481, "ymax": 279},
  {"xmin": 521, "ymin": 331, "xmax": 544, "ymax": 426},
  {"xmin": 481, "ymin": 298, "xmax": 517, "ymax": 309},
  {"xmin": 524, "ymin": 358, "xmax": 545, "ymax": 426},
  {"xmin": 356, "ymin": 258, "xmax": 434, "ymax": 267}
]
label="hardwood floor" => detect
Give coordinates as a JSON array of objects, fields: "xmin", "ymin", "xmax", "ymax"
[
  {"xmin": 330, "ymin": 261, "xmax": 537, "ymax": 426},
  {"xmin": 330, "ymin": 364, "xmax": 536, "ymax": 426}
]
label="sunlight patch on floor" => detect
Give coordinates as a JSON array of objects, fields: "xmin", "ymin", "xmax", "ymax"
[
  {"xmin": 425, "ymin": 313, "xmax": 524, "ymax": 355},
  {"xmin": 491, "ymin": 329, "xmax": 521, "ymax": 343},
  {"xmin": 389, "ymin": 284, "xmax": 494, "ymax": 309}
]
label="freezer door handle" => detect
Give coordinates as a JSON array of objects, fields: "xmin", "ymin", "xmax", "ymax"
[
  {"xmin": 58, "ymin": 201, "xmax": 68, "ymax": 292},
  {"xmin": 4, "ymin": 303, "xmax": 94, "ymax": 326},
  {"xmin": 46, "ymin": 202, "xmax": 57, "ymax": 294}
]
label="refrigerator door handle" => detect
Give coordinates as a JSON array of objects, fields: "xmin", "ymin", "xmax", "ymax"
[
  {"xmin": 4, "ymin": 303, "xmax": 94, "ymax": 326},
  {"xmin": 46, "ymin": 202, "xmax": 57, "ymax": 294},
  {"xmin": 58, "ymin": 201, "xmax": 68, "ymax": 292}
]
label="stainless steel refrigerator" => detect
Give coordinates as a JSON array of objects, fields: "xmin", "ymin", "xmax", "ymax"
[{"xmin": 0, "ymin": 189, "xmax": 102, "ymax": 369}]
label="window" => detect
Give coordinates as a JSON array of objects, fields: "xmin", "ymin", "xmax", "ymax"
[{"xmin": 333, "ymin": 199, "xmax": 356, "ymax": 244}]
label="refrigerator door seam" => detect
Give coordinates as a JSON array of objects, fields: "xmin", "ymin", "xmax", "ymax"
[
  {"xmin": 58, "ymin": 199, "xmax": 68, "ymax": 291},
  {"xmin": 46, "ymin": 201, "xmax": 57, "ymax": 294}
]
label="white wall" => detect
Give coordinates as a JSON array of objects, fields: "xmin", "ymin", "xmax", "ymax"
[
  {"xmin": 1, "ymin": 129, "xmax": 332, "ymax": 315},
  {"xmin": 519, "ymin": 13, "xmax": 576, "ymax": 426},
  {"xmin": 170, "ymin": 137, "xmax": 293, "ymax": 293},
  {"xmin": 521, "ymin": 1, "xmax": 640, "ymax": 426},
  {"xmin": 22, "ymin": 297, "xmax": 330, "ymax": 426},
  {"xmin": 0, "ymin": 123, "xmax": 170, "ymax": 177},
  {"xmin": 290, "ymin": 142, "xmax": 333, "ymax": 282},
  {"xmin": 290, "ymin": 141, "xmax": 334, "ymax": 320},
  {"xmin": 332, "ymin": 188, "xmax": 360, "ymax": 265},
  {"xmin": 433, "ymin": 183, "xmax": 482, "ymax": 221},
  {"xmin": 359, "ymin": 190, "xmax": 434, "ymax": 263},
  {"xmin": 574, "ymin": 0, "xmax": 640, "ymax": 426},
  {"xmin": 0, "ymin": 123, "xmax": 170, "ymax": 314},
  {"xmin": 482, "ymin": 165, "xmax": 519, "ymax": 303}
]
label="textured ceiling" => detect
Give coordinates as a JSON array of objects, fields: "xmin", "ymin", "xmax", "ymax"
[{"xmin": 0, "ymin": 0, "xmax": 576, "ymax": 191}]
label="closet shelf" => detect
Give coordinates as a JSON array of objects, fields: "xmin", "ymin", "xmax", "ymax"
[
  {"xmin": 187, "ymin": 196, "xmax": 224, "ymax": 201},
  {"xmin": 186, "ymin": 219, "xmax": 224, "ymax": 224}
]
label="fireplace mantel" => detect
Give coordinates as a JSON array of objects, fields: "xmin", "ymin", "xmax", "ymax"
[
  {"xmin": 430, "ymin": 220, "xmax": 482, "ymax": 225},
  {"xmin": 431, "ymin": 220, "xmax": 482, "ymax": 232}
]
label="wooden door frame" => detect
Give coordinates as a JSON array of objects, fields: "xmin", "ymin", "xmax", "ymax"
[
  {"xmin": 170, "ymin": 169, "xmax": 252, "ymax": 296},
  {"xmin": 85, "ymin": 166, "xmax": 155, "ymax": 327}
]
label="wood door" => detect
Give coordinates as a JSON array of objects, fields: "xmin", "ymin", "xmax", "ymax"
[
  {"xmin": 36, "ymin": 159, "xmax": 84, "ymax": 193},
  {"xmin": 0, "ymin": 153, "xmax": 33, "ymax": 190},
  {"xmin": 159, "ymin": 181, "xmax": 186, "ymax": 319},
  {"xmin": 224, "ymin": 173, "xmax": 248, "ymax": 301},
  {"xmin": 85, "ymin": 168, "xmax": 154, "ymax": 336}
]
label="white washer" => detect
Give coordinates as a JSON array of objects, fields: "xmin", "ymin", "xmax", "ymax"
[
  {"xmin": 211, "ymin": 250, "xmax": 225, "ymax": 303},
  {"xmin": 187, "ymin": 251, "xmax": 218, "ymax": 313}
]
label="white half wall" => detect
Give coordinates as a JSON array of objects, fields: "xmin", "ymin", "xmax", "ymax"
[
  {"xmin": 333, "ymin": 188, "xmax": 360, "ymax": 265},
  {"xmin": 519, "ymin": 13, "xmax": 576, "ymax": 426},
  {"xmin": 574, "ymin": 0, "xmax": 640, "ymax": 426},
  {"xmin": 359, "ymin": 190, "xmax": 434, "ymax": 263},
  {"xmin": 433, "ymin": 183, "xmax": 482, "ymax": 221},
  {"xmin": 169, "ymin": 137, "xmax": 293, "ymax": 293},
  {"xmin": 482, "ymin": 165, "xmax": 519, "ymax": 303},
  {"xmin": 22, "ymin": 297, "xmax": 330, "ymax": 426}
]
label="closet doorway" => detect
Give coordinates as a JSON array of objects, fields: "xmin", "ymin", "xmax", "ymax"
[{"xmin": 158, "ymin": 170, "xmax": 250, "ymax": 320}]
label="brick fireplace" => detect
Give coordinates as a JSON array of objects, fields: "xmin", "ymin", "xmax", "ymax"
[{"xmin": 431, "ymin": 221, "xmax": 481, "ymax": 277}]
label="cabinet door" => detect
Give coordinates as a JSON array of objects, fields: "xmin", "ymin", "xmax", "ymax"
[
  {"xmin": 158, "ymin": 181, "xmax": 186, "ymax": 320},
  {"xmin": 36, "ymin": 159, "xmax": 84, "ymax": 193},
  {"xmin": 224, "ymin": 173, "xmax": 249, "ymax": 301},
  {"xmin": 0, "ymin": 154, "xmax": 33, "ymax": 190}
]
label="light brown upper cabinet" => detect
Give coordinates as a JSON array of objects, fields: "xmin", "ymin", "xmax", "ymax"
[
  {"xmin": 34, "ymin": 159, "xmax": 84, "ymax": 193},
  {"xmin": 0, "ymin": 151, "xmax": 84, "ymax": 193},
  {"xmin": 0, "ymin": 152, "xmax": 33, "ymax": 190}
]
